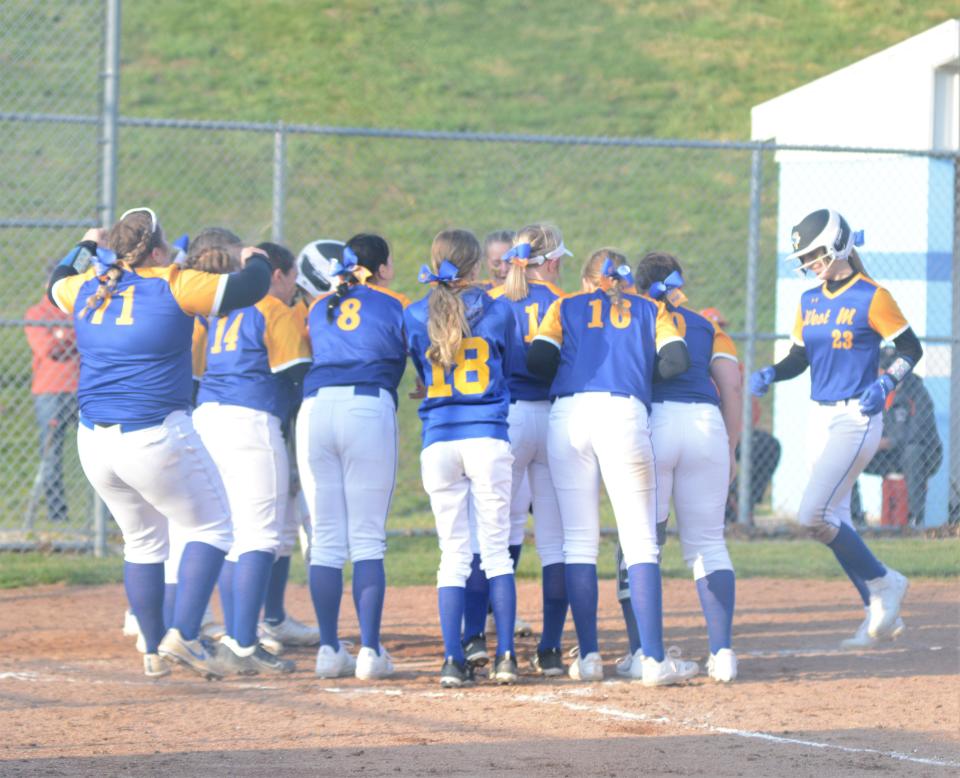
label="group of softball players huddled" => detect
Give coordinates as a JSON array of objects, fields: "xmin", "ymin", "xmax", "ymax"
[{"xmin": 48, "ymin": 205, "xmax": 916, "ymax": 688}]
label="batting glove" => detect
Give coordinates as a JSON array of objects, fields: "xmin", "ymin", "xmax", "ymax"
[
  {"xmin": 858, "ymin": 373, "xmax": 895, "ymax": 417},
  {"xmin": 748, "ymin": 366, "xmax": 776, "ymax": 397}
]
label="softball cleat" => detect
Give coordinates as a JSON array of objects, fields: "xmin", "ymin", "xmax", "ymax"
[
  {"xmin": 314, "ymin": 643, "xmax": 357, "ymax": 678},
  {"xmin": 143, "ymin": 653, "xmax": 171, "ymax": 679},
  {"xmin": 615, "ymin": 648, "xmax": 645, "ymax": 678},
  {"xmin": 530, "ymin": 647, "xmax": 565, "ymax": 677},
  {"xmin": 638, "ymin": 648, "xmax": 699, "ymax": 687},
  {"xmin": 355, "ymin": 646, "xmax": 395, "ymax": 680},
  {"xmin": 866, "ymin": 569, "xmax": 909, "ymax": 639},
  {"xmin": 259, "ymin": 616, "xmax": 320, "ymax": 647},
  {"xmin": 568, "ymin": 650, "xmax": 604, "ymax": 681},
  {"xmin": 440, "ymin": 656, "xmax": 475, "ymax": 688},
  {"xmin": 493, "ymin": 651, "xmax": 519, "ymax": 684},
  {"xmin": 706, "ymin": 649, "xmax": 737, "ymax": 683},
  {"xmin": 157, "ymin": 628, "xmax": 223, "ymax": 680},
  {"xmin": 841, "ymin": 610, "xmax": 905, "ymax": 649}
]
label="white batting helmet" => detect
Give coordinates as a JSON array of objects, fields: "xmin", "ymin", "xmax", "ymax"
[{"xmin": 296, "ymin": 238, "xmax": 345, "ymax": 298}]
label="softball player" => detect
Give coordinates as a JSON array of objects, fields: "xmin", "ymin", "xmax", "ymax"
[
  {"xmin": 405, "ymin": 228, "xmax": 522, "ymax": 687},
  {"xmin": 297, "ymin": 234, "xmax": 408, "ymax": 681},
  {"xmin": 636, "ymin": 252, "xmax": 742, "ymax": 683},
  {"xmin": 193, "ymin": 240, "xmax": 310, "ymax": 675},
  {"xmin": 750, "ymin": 209, "xmax": 919, "ymax": 647},
  {"xmin": 483, "ymin": 229, "xmax": 515, "ymax": 285},
  {"xmin": 486, "ymin": 223, "xmax": 570, "ymax": 676},
  {"xmin": 48, "ymin": 208, "xmax": 273, "ymax": 679},
  {"xmin": 527, "ymin": 249, "xmax": 699, "ymax": 686}
]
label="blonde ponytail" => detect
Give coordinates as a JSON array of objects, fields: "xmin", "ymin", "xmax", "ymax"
[
  {"xmin": 424, "ymin": 229, "xmax": 481, "ymax": 370},
  {"xmin": 582, "ymin": 248, "xmax": 630, "ymax": 314},
  {"xmin": 502, "ymin": 223, "xmax": 566, "ymax": 302}
]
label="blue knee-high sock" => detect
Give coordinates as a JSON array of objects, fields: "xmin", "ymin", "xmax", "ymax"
[
  {"xmin": 124, "ymin": 562, "xmax": 165, "ymax": 654},
  {"xmin": 438, "ymin": 586, "xmax": 466, "ymax": 662},
  {"xmin": 173, "ymin": 542, "xmax": 226, "ymax": 641},
  {"xmin": 620, "ymin": 597, "xmax": 641, "ymax": 654},
  {"xmin": 831, "ymin": 546, "xmax": 871, "ymax": 607},
  {"xmin": 162, "ymin": 583, "xmax": 177, "ymax": 630},
  {"xmin": 827, "ymin": 523, "xmax": 886, "ymax": 582},
  {"xmin": 565, "ymin": 563, "xmax": 599, "ymax": 656},
  {"xmin": 627, "ymin": 562, "xmax": 664, "ymax": 663},
  {"xmin": 508, "ymin": 543, "xmax": 522, "ymax": 570},
  {"xmin": 309, "ymin": 564, "xmax": 343, "ymax": 650},
  {"xmin": 695, "ymin": 570, "xmax": 736, "ymax": 655},
  {"xmin": 232, "ymin": 550, "xmax": 274, "ymax": 649},
  {"xmin": 463, "ymin": 554, "xmax": 489, "ymax": 640},
  {"xmin": 488, "ymin": 572, "xmax": 516, "ymax": 657},
  {"xmin": 218, "ymin": 560, "xmax": 236, "ymax": 639},
  {"xmin": 352, "ymin": 559, "xmax": 386, "ymax": 652},
  {"xmin": 263, "ymin": 555, "xmax": 291, "ymax": 625},
  {"xmin": 538, "ymin": 563, "xmax": 567, "ymax": 652}
]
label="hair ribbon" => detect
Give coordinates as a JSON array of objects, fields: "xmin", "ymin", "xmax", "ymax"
[
  {"xmin": 331, "ymin": 246, "xmax": 359, "ymax": 277},
  {"xmin": 648, "ymin": 270, "xmax": 685, "ymax": 304},
  {"xmin": 418, "ymin": 259, "xmax": 460, "ymax": 285},
  {"xmin": 852, "ymin": 229, "xmax": 865, "ymax": 247},
  {"xmin": 93, "ymin": 247, "xmax": 119, "ymax": 277},
  {"xmin": 601, "ymin": 257, "xmax": 633, "ymax": 286},
  {"xmin": 501, "ymin": 242, "xmax": 532, "ymax": 269}
]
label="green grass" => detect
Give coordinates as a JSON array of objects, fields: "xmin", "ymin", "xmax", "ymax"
[{"xmin": 3, "ymin": 536, "xmax": 957, "ymax": 590}]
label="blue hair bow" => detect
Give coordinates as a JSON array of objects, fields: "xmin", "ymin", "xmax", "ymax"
[
  {"xmin": 172, "ymin": 234, "xmax": 189, "ymax": 253},
  {"xmin": 418, "ymin": 259, "xmax": 460, "ymax": 284},
  {"xmin": 501, "ymin": 243, "xmax": 532, "ymax": 264},
  {"xmin": 93, "ymin": 247, "xmax": 119, "ymax": 276},
  {"xmin": 331, "ymin": 246, "xmax": 359, "ymax": 277},
  {"xmin": 601, "ymin": 257, "xmax": 633, "ymax": 286},
  {"xmin": 852, "ymin": 229, "xmax": 865, "ymax": 247},
  {"xmin": 648, "ymin": 270, "xmax": 684, "ymax": 300}
]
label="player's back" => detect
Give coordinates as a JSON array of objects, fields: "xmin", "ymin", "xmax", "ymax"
[
  {"xmin": 303, "ymin": 283, "xmax": 409, "ymax": 403},
  {"xmin": 488, "ymin": 280, "xmax": 563, "ymax": 402},
  {"xmin": 652, "ymin": 305, "xmax": 736, "ymax": 406}
]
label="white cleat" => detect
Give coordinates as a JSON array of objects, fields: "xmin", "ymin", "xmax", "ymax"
[
  {"xmin": 355, "ymin": 646, "xmax": 395, "ymax": 680},
  {"xmin": 143, "ymin": 653, "xmax": 171, "ymax": 679},
  {"xmin": 260, "ymin": 616, "xmax": 321, "ymax": 647},
  {"xmin": 706, "ymin": 648, "xmax": 738, "ymax": 683},
  {"xmin": 615, "ymin": 648, "xmax": 645, "ymax": 678},
  {"xmin": 568, "ymin": 650, "xmax": 604, "ymax": 681},
  {"xmin": 315, "ymin": 643, "xmax": 357, "ymax": 678},
  {"xmin": 841, "ymin": 609, "xmax": 906, "ymax": 650},
  {"xmin": 866, "ymin": 569, "xmax": 909, "ymax": 638},
  {"xmin": 638, "ymin": 647, "xmax": 699, "ymax": 687}
]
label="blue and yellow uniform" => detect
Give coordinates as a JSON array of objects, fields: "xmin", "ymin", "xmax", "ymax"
[
  {"xmin": 405, "ymin": 286, "xmax": 520, "ymax": 447},
  {"xmin": 488, "ymin": 280, "xmax": 564, "ymax": 401},
  {"xmin": 790, "ymin": 274, "xmax": 909, "ymax": 402},
  {"xmin": 652, "ymin": 306, "xmax": 738, "ymax": 405},
  {"xmin": 303, "ymin": 283, "xmax": 410, "ymax": 404},
  {"xmin": 51, "ymin": 265, "xmax": 226, "ymax": 426},
  {"xmin": 534, "ymin": 289, "xmax": 683, "ymax": 407}
]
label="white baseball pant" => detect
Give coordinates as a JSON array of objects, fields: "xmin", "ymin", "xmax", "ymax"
[
  {"xmin": 466, "ymin": 473, "xmax": 529, "ymax": 553},
  {"xmin": 297, "ymin": 387, "xmax": 397, "ymax": 568},
  {"xmin": 547, "ymin": 393, "xmax": 659, "ymax": 568},
  {"xmin": 798, "ymin": 402, "xmax": 882, "ymax": 543},
  {"xmin": 508, "ymin": 400, "xmax": 563, "ymax": 566},
  {"xmin": 192, "ymin": 402, "xmax": 287, "ymax": 561},
  {"xmin": 421, "ymin": 437, "xmax": 514, "ymax": 588},
  {"xmin": 77, "ymin": 410, "xmax": 232, "ymax": 564},
  {"xmin": 651, "ymin": 401, "xmax": 732, "ymax": 580}
]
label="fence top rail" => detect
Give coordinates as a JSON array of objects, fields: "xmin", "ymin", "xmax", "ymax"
[{"xmin": 2, "ymin": 111, "xmax": 958, "ymax": 159}]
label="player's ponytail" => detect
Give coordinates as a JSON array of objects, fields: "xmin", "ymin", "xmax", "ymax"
[
  {"xmin": 847, "ymin": 248, "xmax": 871, "ymax": 280},
  {"xmin": 325, "ymin": 233, "xmax": 389, "ymax": 323},
  {"xmin": 503, "ymin": 223, "xmax": 566, "ymax": 302},
  {"xmin": 80, "ymin": 208, "xmax": 166, "ymax": 318},
  {"xmin": 422, "ymin": 229, "xmax": 481, "ymax": 370},
  {"xmin": 635, "ymin": 251, "xmax": 687, "ymax": 306},
  {"xmin": 582, "ymin": 248, "xmax": 630, "ymax": 314}
]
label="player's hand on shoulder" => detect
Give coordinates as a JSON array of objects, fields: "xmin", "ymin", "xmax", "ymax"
[
  {"xmin": 81, "ymin": 227, "xmax": 108, "ymax": 246},
  {"xmin": 240, "ymin": 246, "xmax": 268, "ymax": 266}
]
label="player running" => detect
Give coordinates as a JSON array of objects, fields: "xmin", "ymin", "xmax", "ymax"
[{"xmin": 749, "ymin": 209, "xmax": 919, "ymax": 648}]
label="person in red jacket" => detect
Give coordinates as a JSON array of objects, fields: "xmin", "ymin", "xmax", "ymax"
[{"xmin": 24, "ymin": 292, "xmax": 80, "ymax": 522}]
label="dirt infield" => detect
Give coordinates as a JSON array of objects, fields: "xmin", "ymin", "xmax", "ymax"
[{"xmin": 1, "ymin": 577, "xmax": 957, "ymax": 777}]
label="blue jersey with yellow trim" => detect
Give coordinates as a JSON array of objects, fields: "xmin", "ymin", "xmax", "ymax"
[
  {"xmin": 303, "ymin": 283, "xmax": 410, "ymax": 401},
  {"xmin": 198, "ymin": 294, "xmax": 312, "ymax": 419},
  {"xmin": 652, "ymin": 305, "xmax": 738, "ymax": 405},
  {"xmin": 791, "ymin": 274, "xmax": 909, "ymax": 403},
  {"xmin": 534, "ymin": 289, "xmax": 682, "ymax": 409},
  {"xmin": 405, "ymin": 286, "xmax": 520, "ymax": 447},
  {"xmin": 488, "ymin": 280, "xmax": 563, "ymax": 402},
  {"xmin": 51, "ymin": 264, "xmax": 226, "ymax": 426}
]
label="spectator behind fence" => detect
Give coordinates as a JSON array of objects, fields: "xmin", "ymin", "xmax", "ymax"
[
  {"xmin": 699, "ymin": 307, "xmax": 782, "ymax": 523},
  {"xmin": 851, "ymin": 346, "xmax": 942, "ymax": 527},
  {"xmin": 24, "ymin": 288, "xmax": 80, "ymax": 522}
]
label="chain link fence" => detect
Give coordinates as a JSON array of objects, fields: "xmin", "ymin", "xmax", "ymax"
[{"xmin": 1, "ymin": 2, "xmax": 956, "ymax": 551}]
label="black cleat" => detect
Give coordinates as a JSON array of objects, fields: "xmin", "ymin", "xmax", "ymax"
[
  {"xmin": 493, "ymin": 651, "xmax": 519, "ymax": 684},
  {"xmin": 530, "ymin": 647, "xmax": 565, "ymax": 677},
  {"xmin": 462, "ymin": 634, "xmax": 489, "ymax": 667},
  {"xmin": 440, "ymin": 656, "xmax": 475, "ymax": 688}
]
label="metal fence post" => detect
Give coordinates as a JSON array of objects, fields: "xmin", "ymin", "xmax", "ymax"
[
  {"xmin": 272, "ymin": 121, "xmax": 286, "ymax": 243},
  {"xmin": 737, "ymin": 147, "xmax": 763, "ymax": 526},
  {"xmin": 951, "ymin": 152, "xmax": 960, "ymax": 524},
  {"xmin": 93, "ymin": 0, "xmax": 121, "ymax": 557}
]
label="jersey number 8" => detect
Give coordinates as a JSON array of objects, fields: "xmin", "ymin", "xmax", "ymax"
[{"xmin": 426, "ymin": 337, "xmax": 490, "ymax": 398}]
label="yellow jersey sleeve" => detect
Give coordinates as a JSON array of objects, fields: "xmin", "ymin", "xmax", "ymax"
[
  {"xmin": 262, "ymin": 298, "xmax": 312, "ymax": 373},
  {"xmin": 868, "ymin": 287, "xmax": 910, "ymax": 340},
  {"xmin": 533, "ymin": 298, "xmax": 563, "ymax": 346},
  {"xmin": 654, "ymin": 299, "xmax": 683, "ymax": 351},
  {"xmin": 191, "ymin": 318, "xmax": 209, "ymax": 379},
  {"xmin": 51, "ymin": 269, "xmax": 96, "ymax": 315},
  {"xmin": 790, "ymin": 304, "xmax": 804, "ymax": 346},
  {"xmin": 711, "ymin": 322, "xmax": 738, "ymax": 362},
  {"xmin": 168, "ymin": 266, "xmax": 228, "ymax": 317}
]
